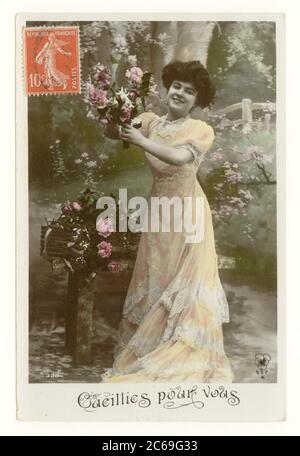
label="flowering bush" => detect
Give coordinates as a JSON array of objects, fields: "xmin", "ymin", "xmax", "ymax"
[
  {"xmin": 85, "ymin": 62, "xmax": 157, "ymax": 147},
  {"xmin": 49, "ymin": 139, "xmax": 66, "ymax": 181},
  {"xmin": 201, "ymin": 120, "xmax": 275, "ymax": 248},
  {"xmin": 73, "ymin": 150, "xmax": 110, "ymax": 189}
]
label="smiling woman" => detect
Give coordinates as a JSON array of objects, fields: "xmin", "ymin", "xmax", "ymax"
[
  {"xmin": 166, "ymin": 80, "xmax": 198, "ymax": 119},
  {"xmin": 101, "ymin": 60, "xmax": 232, "ymax": 383},
  {"xmin": 118, "ymin": 61, "xmax": 216, "ymax": 166},
  {"xmin": 162, "ymin": 60, "xmax": 216, "ymax": 111}
]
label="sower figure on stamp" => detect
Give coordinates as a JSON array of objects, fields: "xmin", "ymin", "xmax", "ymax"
[{"xmin": 35, "ymin": 33, "xmax": 71, "ymax": 90}]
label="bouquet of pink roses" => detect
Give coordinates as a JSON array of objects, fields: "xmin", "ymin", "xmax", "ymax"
[{"xmin": 85, "ymin": 63, "xmax": 157, "ymax": 148}]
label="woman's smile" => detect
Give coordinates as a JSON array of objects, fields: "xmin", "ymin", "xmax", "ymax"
[
  {"xmin": 172, "ymin": 96, "xmax": 185, "ymax": 104},
  {"xmin": 166, "ymin": 79, "xmax": 197, "ymax": 120}
]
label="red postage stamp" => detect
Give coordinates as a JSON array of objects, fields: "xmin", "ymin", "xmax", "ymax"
[{"xmin": 23, "ymin": 26, "xmax": 81, "ymax": 95}]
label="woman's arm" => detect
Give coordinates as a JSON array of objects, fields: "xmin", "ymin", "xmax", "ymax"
[
  {"xmin": 120, "ymin": 124, "xmax": 193, "ymax": 166},
  {"xmin": 140, "ymin": 137, "xmax": 193, "ymax": 166}
]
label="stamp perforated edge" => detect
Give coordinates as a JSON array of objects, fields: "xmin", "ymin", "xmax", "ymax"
[{"xmin": 22, "ymin": 24, "xmax": 82, "ymax": 96}]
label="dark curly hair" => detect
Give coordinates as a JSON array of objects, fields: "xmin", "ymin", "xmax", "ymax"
[{"xmin": 162, "ymin": 60, "xmax": 216, "ymax": 109}]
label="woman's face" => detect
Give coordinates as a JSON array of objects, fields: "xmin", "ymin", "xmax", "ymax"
[{"xmin": 166, "ymin": 79, "xmax": 197, "ymax": 118}]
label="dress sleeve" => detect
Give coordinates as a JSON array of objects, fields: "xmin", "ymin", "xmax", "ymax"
[
  {"xmin": 175, "ymin": 120, "xmax": 215, "ymax": 163},
  {"xmin": 132, "ymin": 111, "xmax": 158, "ymax": 138}
]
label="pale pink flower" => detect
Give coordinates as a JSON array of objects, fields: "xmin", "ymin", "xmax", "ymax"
[
  {"xmin": 88, "ymin": 86, "xmax": 109, "ymax": 108},
  {"xmin": 239, "ymin": 189, "xmax": 254, "ymax": 200},
  {"xmin": 72, "ymin": 202, "xmax": 82, "ymax": 211},
  {"xmin": 108, "ymin": 260, "xmax": 122, "ymax": 273},
  {"xmin": 125, "ymin": 66, "xmax": 143, "ymax": 84},
  {"xmin": 97, "ymin": 217, "xmax": 114, "ymax": 238},
  {"xmin": 210, "ymin": 152, "xmax": 223, "ymax": 161},
  {"xmin": 120, "ymin": 104, "xmax": 132, "ymax": 122},
  {"xmin": 97, "ymin": 241, "xmax": 112, "ymax": 258},
  {"xmin": 62, "ymin": 204, "xmax": 73, "ymax": 213}
]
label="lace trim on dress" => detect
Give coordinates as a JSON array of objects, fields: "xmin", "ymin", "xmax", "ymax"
[
  {"xmin": 153, "ymin": 170, "xmax": 195, "ymax": 182},
  {"xmin": 118, "ymin": 308, "xmax": 226, "ymax": 361},
  {"xmin": 100, "ymin": 276, "xmax": 231, "ymax": 382},
  {"xmin": 123, "ymin": 276, "xmax": 229, "ymax": 326},
  {"xmin": 118, "ymin": 324, "xmax": 226, "ymax": 361},
  {"xmin": 149, "ymin": 115, "xmax": 190, "ymax": 139},
  {"xmin": 112, "ymin": 276, "xmax": 230, "ymax": 364},
  {"xmin": 122, "ymin": 282, "xmax": 163, "ymax": 322},
  {"xmin": 101, "ymin": 320, "xmax": 231, "ymax": 381},
  {"xmin": 159, "ymin": 113, "xmax": 191, "ymax": 124},
  {"xmin": 168, "ymin": 325, "xmax": 225, "ymax": 353}
]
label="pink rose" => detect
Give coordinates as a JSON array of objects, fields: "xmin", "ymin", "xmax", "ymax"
[
  {"xmin": 96, "ymin": 217, "xmax": 114, "ymax": 238},
  {"xmin": 97, "ymin": 241, "xmax": 112, "ymax": 258},
  {"xmin": 108, "ymin": 260, "xmax": 122, "ymax": 273},
  {"xmin": 62, "ymin": 204, "xmax": 73, "ymax": 213},
  {"xmin": 72, "ymin": 202, "xmax": 82, "ymax": 211},
  {"xmin": 126, "ymin": 67, "xmax": 143, "ymax": 85},
  {"xmin": 120, "ymin": 104, "xmax": 132, "ymax": 122},
  {"xmin": 88, "ymin": 86, "xmax": 109, "ymax": 108}
]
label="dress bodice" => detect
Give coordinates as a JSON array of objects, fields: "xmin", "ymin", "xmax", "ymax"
[{"xmin": 135, "ymin": 111, "xmax": 214, "ymax": 194}]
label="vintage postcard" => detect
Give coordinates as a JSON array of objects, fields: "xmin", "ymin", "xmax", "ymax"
[{"xmin": 16, "ymin": 12, "xmax": 285, "ymax": 421}]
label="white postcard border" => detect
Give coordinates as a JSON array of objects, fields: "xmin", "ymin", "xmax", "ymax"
[{"xmin": 16, "ymin": 12, "xmax": 286, "ymax": 422}]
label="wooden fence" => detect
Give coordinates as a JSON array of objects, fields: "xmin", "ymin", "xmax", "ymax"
[{"xmin": 208, "ymin": 98, "xmax": 276, "ymax": 133}]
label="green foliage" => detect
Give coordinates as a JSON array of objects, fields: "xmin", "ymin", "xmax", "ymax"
[{"xmin": 207, "ymin": 22, "xmax": 276, "ymax": 108}]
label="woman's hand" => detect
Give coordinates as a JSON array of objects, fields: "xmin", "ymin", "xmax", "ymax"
[{"xmin": 119, "ymin": 124, "xmax": 145, "ymax": 147}]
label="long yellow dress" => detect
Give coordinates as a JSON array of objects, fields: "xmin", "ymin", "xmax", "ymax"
[{"xmin": 101, "ymin": 112, "xmax": 233, "ymax": 383}]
